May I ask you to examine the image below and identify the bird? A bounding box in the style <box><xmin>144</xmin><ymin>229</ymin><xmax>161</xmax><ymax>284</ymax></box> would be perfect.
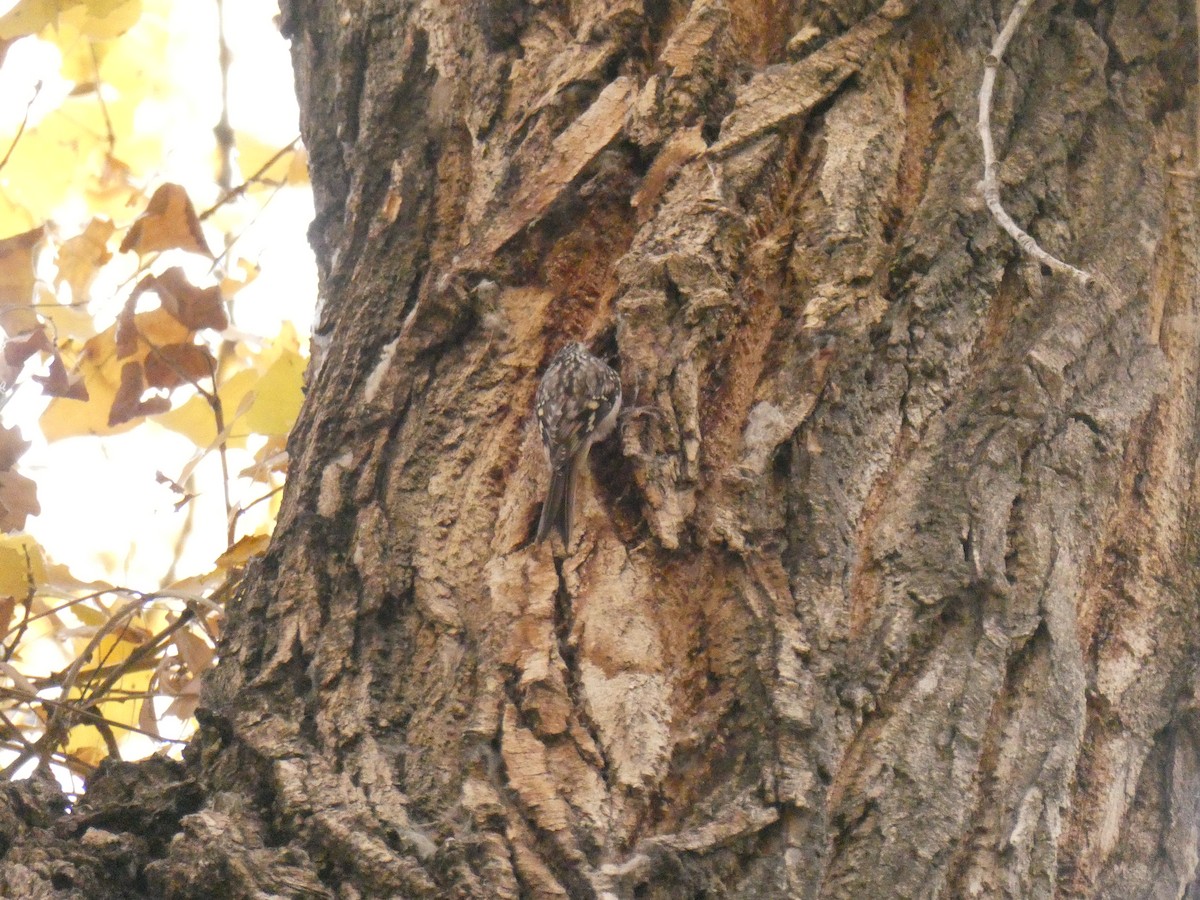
<box><xmin>534</xmin><ymin>342</ymin><xmax>622</xmax><ymax>546</ymax></box>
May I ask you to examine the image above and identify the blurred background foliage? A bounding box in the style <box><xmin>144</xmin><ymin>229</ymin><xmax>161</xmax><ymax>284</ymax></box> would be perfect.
<box><xmin>0</xmin><ymin>0</ymin><xmax>314</xmax><ymax>787</ymax></box>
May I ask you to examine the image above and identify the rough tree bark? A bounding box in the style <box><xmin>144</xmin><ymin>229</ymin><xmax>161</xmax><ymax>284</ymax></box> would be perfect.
<box><xmin>1</xmin><ymin>0</ymin><xmax>1199</xmax><ymax>897</ymax></box>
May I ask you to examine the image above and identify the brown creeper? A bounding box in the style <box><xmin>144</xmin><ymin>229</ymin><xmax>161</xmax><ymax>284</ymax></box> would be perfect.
<box><xmin>535</xmin><ymin>342</ymin><xmax>622</xmax><ymax>545</ymax></box>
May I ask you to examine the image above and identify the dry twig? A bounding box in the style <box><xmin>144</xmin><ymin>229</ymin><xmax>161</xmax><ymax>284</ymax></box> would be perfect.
<box><xmin>977</xmin><ymin>0</ymin><xmax>1092</xmax><ymax>285</ymax></box>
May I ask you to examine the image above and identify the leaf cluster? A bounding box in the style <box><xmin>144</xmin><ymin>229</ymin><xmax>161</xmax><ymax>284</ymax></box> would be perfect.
<box><xmin>0</xmin><ymin>0</ymin><xmax>310</xmax><ymax>782</ymax></box>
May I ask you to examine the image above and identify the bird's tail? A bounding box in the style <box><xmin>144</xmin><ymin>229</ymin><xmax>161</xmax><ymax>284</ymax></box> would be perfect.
<box><xmin>536</xmin><ymin>455</ymin><xmax>581</xmax><ymax>545</ymax></box>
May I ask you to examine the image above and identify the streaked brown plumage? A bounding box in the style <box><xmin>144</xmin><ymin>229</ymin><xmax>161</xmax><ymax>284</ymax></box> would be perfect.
<box><xmin>534</xmin><ymin>342</ymin><xmax>621</xmax><ymax>545</ymax></box>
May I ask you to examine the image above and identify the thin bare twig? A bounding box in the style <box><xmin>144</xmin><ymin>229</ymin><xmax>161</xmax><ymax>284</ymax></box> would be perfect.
<box><xmin>3</xmin><ymin>548</ymin><xmax>38</xmax><ymax>663</ymax></box>
<box><xmin>42</xmin><ymin>594</ymin><xmax>155</xmax><ymax>745</ymax></box>
<box><xmin>206</xmin><ymin>175</ymin><xmax>289</xmax><ymax>275</ymax></box>
<box><xmin>6</xmin><ymin>587</ymin><xmax>126</xmax><ymax>639</ymax></box>
<box><xmin>198</xmin><ymin>136</ymin><xmax>300</xmax><ymax>222</ymax></box>
<box><xmin>230</xmin><ymin>484</ymin><xmax>284</xmax><ymax>536</ymax></box>
<box><xmin>0</xmin><ymin>707</ymin><xmax>38</xmax><ymax>756</ymax></box>
<box><xmin>0</xmin><ymin>743</ymin><xmax>94</xmax><ymax>780</ymax></box>
<box><xmin>93</xmin><ymin>717</ymin><xmax>121</xmax><ymax>760</ymax></box>
<box><xmin>0</xmin><ymin>81</ymin><xmax>42</xmax><ymax>173</ymax></box>
<box><xmin>214</xmin><ymin>0</ymin><xmax>236</xmax><ymax>193</ymax></box>
<box><xmin>131</xmin><ymin>321</ymin><xmax>236</xmax><ymax>535</ymax></box>
<box><xmin>0</xmin><ymin>579</ymin><xmax>222</xmax><ymax>778</ymax></box>
<box><xmin>0</xmin><ymin>684</ymin><xmax>185</xmax><ymax>779</ymax></box>
<box><xmin>82</xmin><ymin>609</ymin><xmax>195</xmax><ymax>708</ymax></box>
<box><xmin>977</xmin><ymin>0</ymin><xmax>1092</xmax><ymax>285</ymax></box>
<box><xmin>89</xmin><ymin>43</ymin><xmax>116</xmax><ymax>157</ymax></box>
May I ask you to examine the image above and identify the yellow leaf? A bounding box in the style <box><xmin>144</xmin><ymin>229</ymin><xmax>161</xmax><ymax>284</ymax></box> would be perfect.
<box><xmin>158</xmin><ymin>322</ymin><xmax>305</xmax><ymax>444</ymax></box>
<box><xmin>43</xmin><ymin>561</ymin><xmax>111</xmax><ymax>594</ymax></box>
<box><xmin>70</xmin><ymin>603</ymin><xmax>108</xmax><ymax>627</ymax></box>
<box><xmin>38</xmin><ymin>287</ymin><xmax>97</xmax><ymax>342</ymax></box>
<box><xmin>149</xmin><ymin>394</ymin><xmax>212</xmax><ymax>447</ymax></box>
<box><xmin>0</xmin><ymin>0</ymin><xmax>77</xmax><ymax>40</ymax></box>
<box><xmin>74</xmin><ymin>0</ymin><xmax>141</xmax><ymax>39</ymax></box>
<box><xmin>215</xmin><ymin>532</ymin><xmax>269</xmax><ymax>568</ymax></box>
<box><xmin>220</xmin><ymin>258</ymin><xmax>259</xmax><ymax>298</ymax></box>
<box><xmin>39</xmin><ymin>2</ymin><xmax>142</xmax><ymax>46</ymax></box>
<box><xmin>243</xmin><ymin>346</ymin><xmax>304</xmax><ymax>436</ymax></box>
<box><xmin>39</xmin><ymin>380</ymin><xmax>120</xmax><ymax>440</ymax></box>
<box><xmin>69</xmin><ymin>738</ymin><xmax>107</xmax><ymax>767</ymax></box>
<box><xmin>0</xmin><ymin>197</ymin><xmax>36</xmax><ymax>236</ymax></box>
<box><xmin>65</xmin><ymin>649</ymin><xmax>154</xmax><ymax>758</ymax></box>
<box><xmin>233</xmin><ymin>134</ymin><xmax>308</xmax><ymax>187</ymax></box>
<box><xmin>92</xmin><ymin>654</ymin><xmax>152</xmax><ymax>721</ymax></box>
<box><xmin>0</xmin><ymin>534</ymin><xmax>44</xmax><ymax>597</ymax></box>
<box><xmin>287</xmin><ymin>146</ymin><xmax>310</xmax><ymax>185</ymax></box>
<box><xmin>55</xmin><ymin>217</ymin><xmax>114</xmax><ymax>303</ymax></box>
<box><xmin>0</xmin><ymin>112</ymin><xmax>109</xmax><ymax>226</ymax></box>
<box><xmin>82</xmin><ymin>0</ymin><xmax>134</xmax><ymax>16</ymax></box>
<box><xmin>153</xmin><ymin>366</ymin><xmax>257</xmax><ymax>447</ymax></box>
<box><xmin>54</xmin><ymin>15</ymin><xmax>101</xmax><ymax>83</ymax></box>
<box><xmin>88</xmin><ymin>629</ymin><xmax>141</xmax><ymax>667</ymax></box>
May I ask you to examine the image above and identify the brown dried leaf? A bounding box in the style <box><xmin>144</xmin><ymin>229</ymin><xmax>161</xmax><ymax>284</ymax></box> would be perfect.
<box><xmin>114</xmin><ymin>290</ymin><xmax>139</xmax><ymax>358</ymax></box>
<box><xmin>118</xmin><ymin>274</ymin><xmax>214</xmax><ymax>358</ymax></box>
<box><xmin>143</xmin><ymin>342</ymin><xmax>214</xmax><ymax>389</ymax></box>
<box><xmin>0</xmin><ymin>227</ymin><xmax>45</xmax><ymax>335</ymax></box>
<box><xmin>0</xmin><ymin>470</ymin><xmax>39</xmax><ymax>532</ymax></box>
<box><xmin>155</xmin><ymin>470</ymin><xmax>188</xmax><ymax>496</ymax></box>
<box><xmin>173</xmin><ymin>630</ymin><xmax>214</xmax><ymax>676</ymax></box>
<box><xmin>0</xmin><ymin>425</ymin><xmax>29</xmax><ymax>471</ymax></box>
<box><xmin>32</xmin><ymin>354</ymin><xmax>89</xmax><ymax>401</ymax></box>
<box><xmin>55</xmin><ymin>218</ymin><xmax>115</xmax><ymax>302</ymax></box>
<box><xmin>137</xmin><ymin>693</ymin><xmax>160</xmax><ymax>738</ymax></box>
<box><xmin>108</xmin><ymin>362</ymin><xmax>170</xmax><ymax>427</ymax></box>
<box><xmin>0</xmin><ymin>595</ymin><xmax>14</xmax><ymax>638</ymax></box>
<box><xmin>239</xmin><ymin>434</ymin><xmax>289</xmax><ymax>481</ymax></box>
<box><xmin>41</xmin><ymin>309</ymin><xmax>190</xmax><ymax>441</ymax></box>
<box><xmin>93</xmin><ymin>154</ymin><xmax>134</xmax><ymax>206</ymax></box>
<box><xmin>220</xmin><ymin>259</ymin><xmax>259</xmax><ymax>298</ymax></box>
<box><xmin>155</xmin><ymin>471</ymin><xmax>198</xmax><ymax>514</ymax></box>
<box><xmin>3</xmin><ymin>328</ymin><xmax>51</xmax><ymax>368</ymax></box>
<box><xmin>1</xmin><ymin>329</ymin><xmax>51</xmax><ymax>390</ymax></box>
<box><xmin>0</xmin><ymin>359</ymin><xmax>17</xmax><ymax>390</ymax></box>
<box><xmin>153</xmin><ymin>268</ymin><xmax>227</xmax><ymax>332</ymax></box>
<box><xmin>163</xmin><ymin>678</ymin><xmax>200</xmax><ymax>721</ymax></box>
<box><xmin>118</xmin><ymin>183</ymin><xmax>212</xmax><ymax>257</ymax></box>
<box><xmin>73</xmin><ymin>745</ymin><xmax>106</xmax><ymax>768</ymax></box>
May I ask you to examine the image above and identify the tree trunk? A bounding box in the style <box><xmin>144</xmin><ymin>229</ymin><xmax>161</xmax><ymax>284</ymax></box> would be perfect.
<box><xmin>3</xmin><ymin>0</ymin><xmax>1200</xmax><ymax>897</ymax></box>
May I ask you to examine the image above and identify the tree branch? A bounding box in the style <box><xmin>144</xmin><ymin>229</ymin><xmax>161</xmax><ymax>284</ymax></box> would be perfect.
<box><xmin>0</xmin><ymin>81</ymin><xmax>42</xmax><ymax>173</ymax></box>
<box><xmin>977</xmin><ymin>0</ymin><xmax>1092</xmax><ymax>285</ymax></box>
